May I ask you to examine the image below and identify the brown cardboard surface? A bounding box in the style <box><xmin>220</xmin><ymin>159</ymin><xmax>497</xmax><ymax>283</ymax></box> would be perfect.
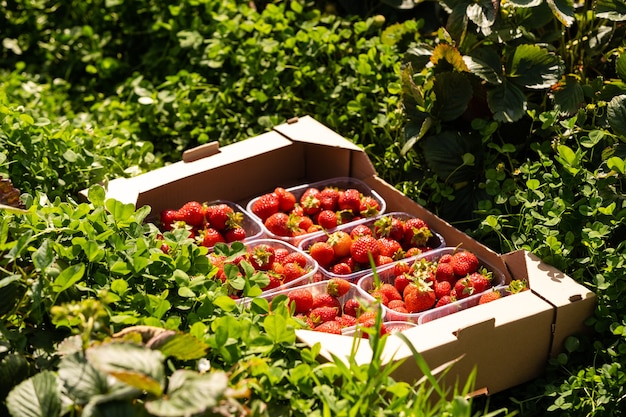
<box><xmin>502</xmin><ymin>250</ymin><xmax>597</xmax><ymax>357</ymax></box>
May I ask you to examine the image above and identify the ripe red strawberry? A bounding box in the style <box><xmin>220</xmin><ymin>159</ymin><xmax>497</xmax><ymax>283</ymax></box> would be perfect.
<box><xmin>274</xmin><ymin>187</ymin><xmax>296</xmax><ymax>212</ymax></box>
<box><xmin>273</xmin><ymin>248</ymin><xmax>290</xmax><ymax>264</ymax></box>
<box><xmin>393</xmin><ymin>261</ymin><xmax>410</xmax><ymax>276</ymax></box>
<box><xmin>434</xmin><ymin>280</ymin><xmax>452</xmax><ymax>299</ymax></box>
<box><xmin>298</xmin><ymin>215</ymin><xmax>314</xmax><ymax>232</ymax></box>
<box><xmin>373</xmin><ymin>215</ymin><xmax>405</xmax><ymax>241</ymax></box>
<box><xmin>309</xmin><ymin>241</ymin><xmax>335</xmax><ymax>268</ymax></box>
<box><xmin>315</xmin><ymin>320</ymin><xmax>342</xmax><ymax>334</ymax></box>
<box><xmin>350</xmin><ymin>224</ymin><xmax>373</xmax><ymax>239</ymax></box>
<box><xmin>337</xmin><ymin>188</ymin><xmax>361</xmax><ymax>213</ymax></box>
<box><xmin>178</xmin><ymin>201</ymin><xmax>205</xmax><ymax>227</ymax></box>
<box><xmin>350</xmin><ymin>235</ymin><xmax>380</xmax><ymax>264</ymax></box>
<box><xmin>468</xmin><ymin>271</ymin><xmax>491</xmax><ymax>294</ymax></box>
<box><xmin>403</xmin><ymin>217</ymin><xmax>433</xmax><ymax>247</ymax></box>
<box><xmin>453</xmin><ymin>276</ymin><xmax>475</xmax><ymax>299</ymax></box>
<box><xmin>283</xmin><ymin>251</ymin><xmax>308</xmax><ymax>268</ymax></box>
<box><xmin>435</xmin><ymin>295</ymin><xmax>454</xmax><ymax>307</ymax></box>
<box><xmin>326</xmin><ymin>277</ymin><xmax>352</xmax><ymax>297</ymax></box>
<box><xmin>224</xmin><ymin>227</ymin><xmax>247</xmax><ymax>243</ymax></box>
<box><xmin>288</xmin><ymin>288</ymin><xmax>313</xmax><ymax>314</ymax></box>
<box><xmin>265</xmin><ymin>212</ymin><xmax>302</xmax><ymax>237</ymax></box>
<box><xmin>450</xmin><ymin>251</ymin><xmax>480</xmax><ymax>277</ymax></box>
<box><xmin>283</xmin><ymin>262</ymin><xmax>307</xmax><ymax>283</ymax></box>
<box><xmin>376</xmin><ymin>254</ymin><xmax>394</xmax><ymax>266</ymax></box>
<box><xmin>263</xmin><ymin>274</ymin><xmax>283</xmax><ymax>291</ymax></box>
<box><xmin>309</xmin><ymin>306</ymin><xmax>339</xmax><ymax>324</ymax></box>
<box><xmin>199</xmin><ymin>227</ymin><xmax>225</xmax><ymax>247</ymax></box>
<box><xmin>359</xmin><ymin>195</ymin><xmax>381</xmax><ymax>217</ymax></box>
<box><xmin>319</xmin><ymin>187</ymin><xmax>340</xmax><ymax>210</ymax></box>
<box><xmin>249</xmin><ymin>244</ymin><xmax>275</xmax><ymax>271</ymax></box>
<box><xmin>343</xmin><ymin>298</ymin><xmax>364</xmax><ymax>317</ymax></box>
<box><xmin>327</xmin><ymin>231</ymin><xmax>352</xmax><ymax>259</ymax></box>
<box><xmin>403</xmin><ymin>280</ymin><xmax>435</xmax><ymax>313</ymax></box>
<box><xmin>312</xmin><ymin>293</ymin><xmax>342</xmax><ymax>310</ymax></box>
<box><xmin>435</xmin><ymin>261</ymin><xmax>456</xmax><ymax>284</ymax></box>
<box><xmin>336</xmin><ymin>314</ymin><xmax>357</xmax><ymax>327</ymax></box>
<box><xmin>300</xmin><ymin>187</ymin><xmax>321</xmax><ymax>216</ymax></box>
<box><xmin>379</xmin><ymin>283</ymin><xmax>403</xmax><ymax>303</ymax></box>
<box><xmin>369</xmin><ymin>289</ymin><xmax>389</xmax><ymax>306</ymax></box>
<box><xmin>377</xmin><ymin>237</ymin><xmax>403</xmax><ymax>259</ymax></box>
<box><xmin>317</xmin><ymin>209</ymin><xmax>339</xmax><ymax>229</ymax></box>
<box><xmin>405</xmin><ymin>247</ymin><xmax>423</xmax><ymax>258</ymax></box>
<box><xmin>205</xmin><ymin>203</ymin><xmax>235</xmax><ymax>231</ymax></box>
<box><xmin>388</xmin><ymin>299</ymin><xmax>407</xmax><ymax>312</ymax></box>
<box><xmin>251</xmin><ymin>193</ymin><xmax>280</xmax><ymax>222</ymax></box>
<box><xmin>330</xmin><ymin>262</ymin><xmax>353</xmax><ymax>275</ymax></box>
<box><xmin>160</xmin><ymin>209</ymin><xmax>179</xmax><ymax>231</ymax></box>
<box><xmin>439</xmin><ymin>253</ymin><xmax>453</xmax><ymax>263</ymax></box>
<box><xmin>478</xmin><ymin>288</ymin><xmax>502</xmax><ymax>304</ymax></box>
<box><xmin>394</xmin><ymin>274</ymin><xmax>411</xmax><ymax>295</ymax></box>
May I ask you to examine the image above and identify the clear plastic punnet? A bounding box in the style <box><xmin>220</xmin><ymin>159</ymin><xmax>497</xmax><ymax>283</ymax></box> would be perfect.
<box><xmin>246</xmin><ymin>177</ymin><xmax>386</xmax><ymax>246</ymax></box>
<box><xmin>298</xmin><ymin>212</ymin><xmax>446</xmax><ymax>283</ymax></box>
<box><xmin>357</xmin><ymin>247</ymin><xmax>506</xmax><ymax>324</ymax></box>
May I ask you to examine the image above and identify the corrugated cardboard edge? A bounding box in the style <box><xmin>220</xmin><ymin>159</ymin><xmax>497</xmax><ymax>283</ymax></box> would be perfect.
<box><xmin>502</xmin><ymin>250</ymin><xmax>597</xmax><ymax>357</ymax></box>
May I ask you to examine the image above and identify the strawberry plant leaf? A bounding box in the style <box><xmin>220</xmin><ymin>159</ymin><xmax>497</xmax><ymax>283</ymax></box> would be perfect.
<box><xmin>32</xmin><ymin>239</ymin><xmax>54</xmax><ymax>272</ymax></box>
<box><xmin>144</xmin><ymin>370</ymin><xmax>228</xmax><ymax>417</ymax></box>
<box><xmin>263</xmin><ymin>313</ymin><xmax>296</xmax><ymax>345</ymax></box>
<box><xmin>86</xmin><ymin>343</ymin><xmax>165</xmax><ymax>397</ymax></box>
<box><xmin>607</xmin><ymin>95</ymin><xmax>626</xmax><ymax>137</ymax></box>
<box><xmin>6</xmin><ymin>370</ymin><xmax>61</xmax><ymax>417</ymax></box>
<box><xmin>58</xmin><ymin>352</ymin><xmax>109</xmax><ymax>404</ymax></box>
<box><xmin>463</xmin><ymin>48</ymin><xmax>504</xmax><ymax>85</ymax></box>
<box><xmin>466</xmin><ymin>0</ymin><xmax>498</xmax><ymax>30</ymax></box>
<box><xmin>487</xmin><ymin>81</ymin><xmax>527</xmax><ymax>122</ymax></box>
<box><xmin>508</xmin><ymin>44</ymin><xmax>564</xmax><ymax>89</ymax></box>
<box><xmin>155</xmin><ymin>333</ymin><xmax>209</xmax><ymax>360</ymax></box>
<box><xmin>432</xmin><ymin>72</ymin><xmax>473</xmax><ymax>121</ymax></box>
<box><xmin>52</xmin><ymin>263</ymin><xmax>85</xmax><ymax>294</ymax></box>
<box><xmin>546</xmin><ymin>0</ymin><xmax>575</xmax><ymax>26</ymax></box>
<box><xmin>596</xmin><ymin>0</ymin><xmax>626</xmax><ymax>20</ymax></box>
<box><xmin>553</xmin><ymin>77</ymin><xmax>584</xmax><ymax>116</ymax></box>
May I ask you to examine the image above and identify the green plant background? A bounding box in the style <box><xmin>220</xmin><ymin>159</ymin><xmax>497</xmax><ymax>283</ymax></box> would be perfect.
<box><xmin>1</xmin><ymin>0</ymin><xmax>626</xmax><ymax>415</ymax></box>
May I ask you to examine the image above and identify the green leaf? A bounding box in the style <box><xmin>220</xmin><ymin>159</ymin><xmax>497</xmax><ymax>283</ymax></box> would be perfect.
<box><xmin>607</xmin><ymin>95</ymin><xmax>626</xmax><ymax>137</ymax></box>
<box><xmin>553</xmin><ymin>77</ymin><xmax>584</xmax><ymax>116</ymax></box>
<box><xmin>86</xmin><ymin>343</ymin><xmax>165</xmax><ymax>397</ymax></box>
<box><xmin>403</xmin><ymin>43</ymin><xmax>434</xmax><ymax>72</ymax></box>
<box><xmin>466</xmin><ymin>0</ymin><xmax>498</xmax><ymax>29</ymax></box>
<box><xmin>33</xmin><ymin>239</ymin><xmax>54</xmax><ymax>271</ymax></box>
<box><xmin>419</xmin><ymin>130</ymin><xmax>483</xmax><ymax>184</ymax></box>
<box><xmin>52</xmin><ymin>263</ymin><xmax>85</xmax><ymax>294</ymax></box>
<box><xmin>597</xmin><ymin>0</ymin><xmax>626</xmax><ymax>20</ymax></box>
<box><xmin>432</xmin><ymin>72</ymin><xmax>473</xmax><ymax>121</ymax></box>
<box><xmin>88</xmin><ymin>185</ymin><xmax>106</xmax><ymax>207</ymax></box>
<box><xmin>105</xmin><ymin>199</ymin><xmax>135</xmax><ymax>223</ymax></box>
<box><xmin>58</xmin><ymin>352</ymin><xmax>110</xmax><ymax>404</ymax></box>
<box><xmin>212</xmin><ymin>295</ymin><xmax>237</xmax><ymax>312</ymax></box>
<box><xmin>508</xmin><ymin>44</ymin><xmax>564</xmax><ymax>89</ymax></box>
<box><xmin>463</xmin><ymin>48</ymin><xmax>504</xmax><ymax>84</ymax></box>
<box><xmin>144</xmin><ymin>370</ymin><xmax>228</xmax><ymax>417</ymax></box>
<box><xmin>156</xmin><ymin>333</ymin><xmax>209</xmax><ymax>361</ymax></box>
<box><xmin>607</xmin><ymin>156</ymin><xmax>626</xmax><ymax>174</ymax></box>
<box><xmin>401</xmin><ymin>116</ymin><xmax>433</xmax><ymax>155</ymax></box>
<box><xmin>6</xmin><ymin>371</ymin><xmax>62</xmax><ymax>417</ymax></box>
<box><xmin>546</xmin><ymin>0</ymin><xmax>575</xmax><ymax>26</ymax></box>
<box><xmin>263</xmin><ymin>313</ymin><xmax>296</xmax><ymax>345</ymax></box>
<box><xmin>487</xmin><ymin>81</ymin><xmax>527</xmax><ymax>122</ymax></box>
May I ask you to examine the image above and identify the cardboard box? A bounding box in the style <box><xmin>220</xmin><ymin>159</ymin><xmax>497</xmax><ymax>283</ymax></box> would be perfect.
<box><xmin>92</xmin><ymin>115</ymin><xmax>596</xmax><ymax>395</ymax></box>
